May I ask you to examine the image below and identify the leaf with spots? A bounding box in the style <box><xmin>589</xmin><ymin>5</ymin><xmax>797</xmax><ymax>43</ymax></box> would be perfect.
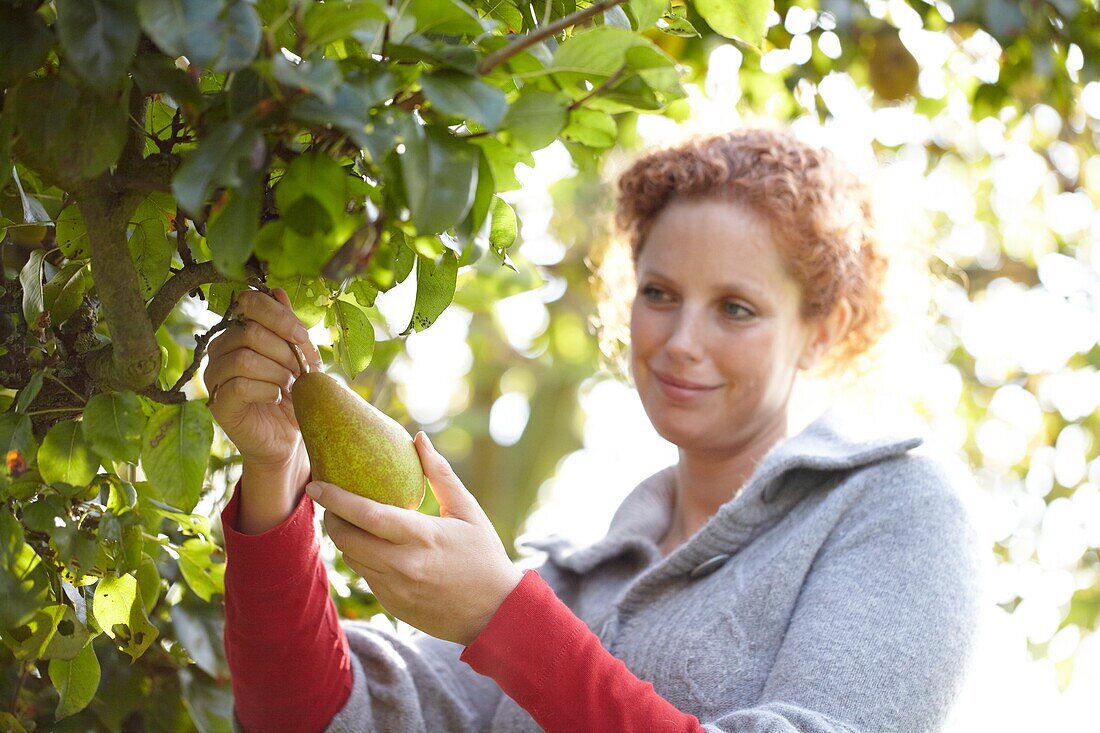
<box><xmin>327</xmin><ymin>299</ymin><xmax>375</xmax><ymax>380</ymax></box>
<box><xmin>402</xmin><ymin>250</ymin><xmax>458</xmax><ymax>335</ymax></box>
<box><xmin>92</xmin><ymin>572</ymin><xmax>158</xmax><ymax>661</ymax></box>
<box><xmin>140</xmin><ymin>401</ymin><xmax>214</xmax><ymax>513</ymax></box>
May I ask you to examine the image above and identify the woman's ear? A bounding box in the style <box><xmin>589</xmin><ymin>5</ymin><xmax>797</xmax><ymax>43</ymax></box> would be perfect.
<box><xmin>798</xmin><ymin>298</ymin><xmax>853</xmax><ymax>370</ymax></box>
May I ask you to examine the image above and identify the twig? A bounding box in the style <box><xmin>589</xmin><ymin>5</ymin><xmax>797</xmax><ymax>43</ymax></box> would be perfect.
<box><xmin>478</xmin><ymin>0</ymin><xmax>629</xmax><ymax>75</ymax></box>
<box><xmin>169</xmin><ymin>318</ymin><xmax>236</xmax><ymax>395</ymax></box>
<box><xmin>568</xmin><ymin>66</ymin><xmax>626</xmax><ymax>111</ymax></box>
<box><xmin>45</xmin><ymin>372</ymin><xmax>87</xmax><ymax>403</ymax></box>
<box><xmin>176</xmin><ymin>205</ymin><xmax>195</xmax><ymax>268</ymax></box>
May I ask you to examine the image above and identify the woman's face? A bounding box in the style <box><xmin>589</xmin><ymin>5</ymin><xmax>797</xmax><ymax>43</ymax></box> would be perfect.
<box><xmin>629</xmin><ymin>197</ymin><xmax>825</xmax><ymax>451</ymax></box>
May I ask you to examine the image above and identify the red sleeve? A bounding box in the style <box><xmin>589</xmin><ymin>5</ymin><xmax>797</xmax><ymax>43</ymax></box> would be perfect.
<box><xmin>459</xmin><ymin>569</ymin><xmax>705</xmax><ymax>733</ymax></box>
<box><xmin>221</xmin><ymin>478</ymin><xmax>353</xmax><ymax>733</ymax></box>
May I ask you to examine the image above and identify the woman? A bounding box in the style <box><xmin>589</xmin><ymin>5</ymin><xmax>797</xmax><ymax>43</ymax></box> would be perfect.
<box><xmin>207</xmin><ymin>127</ymin><xmax>983</xmax><ymax>732</ymax></box>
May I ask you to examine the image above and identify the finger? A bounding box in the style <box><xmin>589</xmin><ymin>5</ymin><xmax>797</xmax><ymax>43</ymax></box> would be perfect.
<box><xmin>233</xmin><ymin>289</ymin><xmax>311</xmax><ymax>347</ymax></box>
<box><xmin>323</xmin><ymin>511</ymin><xmax>394</xmax><ymax>574</ymax></box>
<box><xmin>269</xmin><ymin>289</ymin><xmax>324</xmax><ymax>373</ymax></box>
<box><xmin>205</xmin><ymin>347</ymin><xmax>297</xmax><ymax>395</ymax></box>
<box><xmin>414</xmin><ymin>432</ymin><xmax>478</xmax><ymax>520</ymax></box>
<box><xmin>306</xmin><ymin>480</ymin><xmax>427</xmax><ymax>545</ymax></box>
<box><xmin>214</xmin><ymin>376</ymin><xmax>283</xmax><ymax>406</ymax></box>
<box><xmin>208</xmin><ymin>320</ymin><xmax>303</xmax><ymax>377</ymax></box>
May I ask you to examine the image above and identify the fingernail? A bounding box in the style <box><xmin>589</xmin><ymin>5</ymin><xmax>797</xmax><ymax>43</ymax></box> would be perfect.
<box><xmin>423</xmin><ymin>433</ymin><xmax>438</xmax><ymax>454</ymax></box>
<box><xmin>305</xmin><ymin>482</ymin><xmax>319</xmax><ymax>498</ymax></box>
<box><xmin>295</xmin><ymin>325</ymin><xmax>309</xmax><ymax>343</ymax></box>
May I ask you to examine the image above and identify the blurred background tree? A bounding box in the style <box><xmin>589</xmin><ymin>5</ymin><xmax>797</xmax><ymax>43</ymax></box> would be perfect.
<box><xmin>0</xmin><ymin>0</ymin><xmax>1097</xmax><ymax>729</ymax></box>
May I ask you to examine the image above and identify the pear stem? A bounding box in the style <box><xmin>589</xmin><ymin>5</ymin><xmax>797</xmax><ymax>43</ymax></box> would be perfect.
<box><xmin>289</xmin><ymin>342</ymin><xmax>308</xmax><ymax>375</ymax></box>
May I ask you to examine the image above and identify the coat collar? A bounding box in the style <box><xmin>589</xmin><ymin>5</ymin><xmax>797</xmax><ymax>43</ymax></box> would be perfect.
<box><xmin>522</xmin><ymin>406</ymin><xmax>924</xmax><ymax>576</ymax></box>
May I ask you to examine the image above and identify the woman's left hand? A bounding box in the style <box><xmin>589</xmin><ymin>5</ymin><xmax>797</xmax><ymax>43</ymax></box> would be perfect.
<box><xmin>305</xmin><ymin>431</ymin><xmax>524</xmax><ymax>646</ymax></box>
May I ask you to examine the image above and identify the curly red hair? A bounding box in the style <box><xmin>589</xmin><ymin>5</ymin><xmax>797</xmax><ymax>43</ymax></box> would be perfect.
<box><xmin>611</xmin><ymin>126</ymin><xmax>891</xmax><ymax>376</ymax></box>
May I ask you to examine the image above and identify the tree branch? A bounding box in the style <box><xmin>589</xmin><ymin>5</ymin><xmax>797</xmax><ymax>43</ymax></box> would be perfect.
<box><xmin>75</xmin><ymin>187</ymin><xmax>161</xmax><ymax>392</ymax></box>
<box><xmin>478</xmin><ymin>0</ymin><xmax>629</xmax><ymax>75</ymax></box>
<box><xmin>568</xmin><ymin>66</ymin><xmax>626</xmax><ymax>111</ymax></box>
<box><xmin>146</xmin><ymin>261</ymin><xmax>263</xmax><ymax>330</ymax></box>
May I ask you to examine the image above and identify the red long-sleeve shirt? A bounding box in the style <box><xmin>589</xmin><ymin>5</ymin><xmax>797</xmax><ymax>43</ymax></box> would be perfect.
<box><xmin>221</xmin><ymin>484</ymin><xmax>705</xmax><ymax>732</ymax></box>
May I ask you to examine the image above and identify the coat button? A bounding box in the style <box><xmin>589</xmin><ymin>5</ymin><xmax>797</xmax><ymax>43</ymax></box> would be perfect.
<box><xmin>689</xmin><ymin>554</ymin><xmax>731</xmax><ymax>580</ymax></box>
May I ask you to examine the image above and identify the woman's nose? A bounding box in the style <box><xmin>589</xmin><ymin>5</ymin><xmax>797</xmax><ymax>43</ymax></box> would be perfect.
<box><xmin>665</xmin><ymin>309</ymin><xmax>705</xmax><ymax>362</ymax></box>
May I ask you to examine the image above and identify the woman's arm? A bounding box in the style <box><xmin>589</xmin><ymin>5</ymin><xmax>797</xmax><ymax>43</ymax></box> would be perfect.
<box><xmin>460</xmin><ymin>456</ymin><xmax>982</xmax><ymax>733</ymax></box>
<box><xmin>222</xmin><ymin>477</ymin><xmax>350</xmax><ymax>732</ymax></box>
<box><xmin>222</xmin><ymin>478</ymin><xmax>503</xmax><ymax>733</ymax></box>
<box><xmin>461</xmin><ymin>569</ymin><xmax>706</xmax><ymax>733</ymax></box>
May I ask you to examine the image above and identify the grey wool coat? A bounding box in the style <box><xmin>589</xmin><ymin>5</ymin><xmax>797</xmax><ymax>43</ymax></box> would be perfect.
<box><xmin>327</xmin><ymin>407</ymin><xmax>984</xmax><ymax>732</ymax></box>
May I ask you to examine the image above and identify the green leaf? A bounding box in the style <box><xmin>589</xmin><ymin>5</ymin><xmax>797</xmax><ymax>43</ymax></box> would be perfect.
<box><xmin>0</xmin><ymin>507</ymin><xmax>52</xmax><ymax>629</ymax></box>
<box><xmin>502</xmin><ymin>88</ymin><xmax>569</xmax><ymax>151</ymax></box>
<box><xmin>488</xmin><ymin>197</ymin><xmax>518</xmax><ymax>250</ymax></box>
<box><xmin>93</xmin><ymin>572</ymin><xmax>158</xmax><ymax>660</ymax></box>
<box><xmin>290</xmin><ymin>69</ymin><xmax>398</xmax><ymax>149</ymax></box>
<box><xmin>303</xmin><ymin>0</ymin><xmax>388</xmax><ymax>52</ymax></box>
<box><xmin>268</xmin><ymin>276</ymin><xmax>328</xmax><ymax>328</ymax></box>
<box><xmin>627</xmin><ymin>0</ymin><xmax>667</xmax><ymax>29</ymax></box>
<box><xmin>177</xmin><ymin>538</ymin><xmax>225</xmax><ymax>602</ymax></box>
<box><xmin>43</xmin><ymin>605</ymin><xmax>90</xmax><ymax>661</ymax></box>
<box><xmin>400</xmin><ymin>125</ymin><xmax>479</xmax><ymax>235</ymax></box>
<box><xmin>140</xmin><ymin>401</ymin><xmax>214</xmax><ymax>513</ymax></box>
<box><xmin>56</xmin><ymin>205</ymin><xmax>90</xmax><ymax>259</ymax></box>
<box><xmin>403</xmin><ymin>250</ymin><xmax>458</xmax><ymax>334</ymax></box>
<box><xmin>272</xmin><ymin>54</ymin><xmax>343</xmax><ymax>106</ymax></box>
<box><xmin>0</xmin><ymin>5</ymin><xmax>53</xmax><ymax>88</ymax></box>
<box><xmin>128</xmin><ymin>217</ymin><xmax>174</xmax><ymax>300</ymax></box>
<box><xmin>172</xmin><ymin>120</ymin><xmax>264</xmax><ymax>217</ymax></box>
<box><xmin>275</xmin><ymin>153</ymin><xmax>348</xmax><ymax>229</ymax></box>
<box><xmin>420</xmin><ymin>71</ymin><xmax>508</xmax><ymax>131</ymax></box>
<box><xmin>136</xmin><ymin>554</ymin><xmax>161</xmax><ymax>614</ymax></box>
<box><xmin>138</xmin><ymin>0</ymin><xmax>262</xmax><ymax>72</ymax></box>
<box><xmin>365</xmin><ymin>233</ymin><xmax>416</xmax><ymax>291</ymax></box>
<box><xmin>562</xmin><ymin>107</ymin><xmax>618</xmax><ymax>147</ymax></box>
<box><xmin>0</xmin><ymin>604</ymin><xmax>64</xmax><ymax>661</ymax></box>
<box><xmin>39</xmin><ymin>420</ymin><xmax>101</xmax><ymax>487</ymax></box>
<box><xmin>56</xmin><ymin>0</ymin><xmax>141</xmax><ymax>92</ymax></box>
<box><xmin>694</xmin><ymin>0</ymin><xmax>771</xmax><ymax>45</ymax></box>
<box><xmin>328</xmin><ymin>300</ymin><xmax>375</xmax><ymax>379</ymax></box>
<box><xmin>551</xmin><ymin>26</ymin><xmax>640</xmax><ymax>84</ymax></box>
<box><xmin>11</xmin><ymin>76</ymin><xmax>130</xmax><ymax>186</ymax></box>
<box><xmin>207</xmin><ymin>171</ymin><xmax>262</xmax><ymax>280</ymax></box>
<box><xmin>19</xmin><ymin>250</ymin><xmax>46</xmax><ymax>331</ymax></box>
<box><xmin>49</xmin><ymin>641</ymin><xmax>100</xmax><ymax>719</ymax></box>
<box><xmin>82</xmin><ymin>391</ymin><xmax>147</xmax><ymax>464</ymax></box>
<box><xmin>43</xmin><ymin>262</ymin><xmax>89</xmax><ymax>327</ymax></box>
<box><xmin>404</xmin><ymin>0</ymin><xmax>486</xmax><ymax>35</ymax></box>
<box><xmin>13</xmin><ymin>370</ymin><xmax>44</xmax><ymax>414</ymax></box>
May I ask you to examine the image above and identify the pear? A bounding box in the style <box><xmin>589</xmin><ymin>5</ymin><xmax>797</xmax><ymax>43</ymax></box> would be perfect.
<box><xmin>290</xmin><ymin>358</ymin><xmax>426</xmax><ymax>510</ymax></box>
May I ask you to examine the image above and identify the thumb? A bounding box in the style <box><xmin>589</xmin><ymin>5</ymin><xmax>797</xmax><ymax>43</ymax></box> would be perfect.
<box><xmin>414</xmin><ymin>431</ymin><xmax>478</xmax><ymax>520</ymax></box>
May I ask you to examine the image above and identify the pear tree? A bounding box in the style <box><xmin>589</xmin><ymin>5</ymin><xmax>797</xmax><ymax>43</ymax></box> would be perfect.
<box><xmin>0</xmin><ymin>0</ymin><xmax>772</xmax><ymax>727</ymax></box>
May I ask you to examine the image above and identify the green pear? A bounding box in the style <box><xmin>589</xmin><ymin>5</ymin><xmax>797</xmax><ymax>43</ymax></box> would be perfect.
<box><xmin>292</xmin><ymin>370</ymin><xmax>427</xmax><ymax>510</ymax></box>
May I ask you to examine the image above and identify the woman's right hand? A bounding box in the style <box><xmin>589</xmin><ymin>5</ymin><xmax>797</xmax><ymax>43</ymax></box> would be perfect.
<box><xmin>203</xmin><ymin>288</ymin><xmax>323</xmax><ymax>473</ymax></box>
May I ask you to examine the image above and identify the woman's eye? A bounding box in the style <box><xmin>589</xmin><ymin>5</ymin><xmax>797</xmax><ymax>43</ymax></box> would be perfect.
<box><xmin>642</xmin><ymin>286</ymin><xmax>667</xmax><ymax>301</ymax></box>
<box><xmin>723</xmin><ymin>302</ymin><xmax>752</xmax><ymax>318</ymax></box>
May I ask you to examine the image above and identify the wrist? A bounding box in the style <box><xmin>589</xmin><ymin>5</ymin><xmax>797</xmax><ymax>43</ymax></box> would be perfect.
<box><xmin>465</xmin><ymin>566</ymin><xmax>525</xmax><ymax>646</ymax></box>
<box><xmin>238</xmin><ymin>450</ymin><xmax>311</xmax><ymax>535</ymax></box>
